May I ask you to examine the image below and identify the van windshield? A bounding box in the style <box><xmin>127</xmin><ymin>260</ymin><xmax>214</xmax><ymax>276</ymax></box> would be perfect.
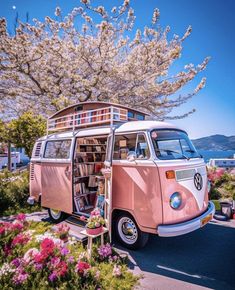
<box><xmin>151</xmin><ymin>130</ymin><xmax>200</xmax><ymax>160</ymax></box>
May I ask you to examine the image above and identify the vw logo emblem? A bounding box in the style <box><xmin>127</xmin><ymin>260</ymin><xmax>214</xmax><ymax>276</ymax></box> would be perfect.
<box><xmin>194</xmin><ymin>173</ymin><xmax>203</xmax><ymax>191</ymax></box>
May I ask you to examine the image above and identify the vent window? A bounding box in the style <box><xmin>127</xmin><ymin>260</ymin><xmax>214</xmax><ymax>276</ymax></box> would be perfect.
<box><xmin>33</xmin><ymin>142</ymin><xmax>42</xmax><ymax>158</ymax></box>
<box><xmin>30</xmin><ymin>163</ymin><xmax>35</xmax><ymax>180</ymax></box>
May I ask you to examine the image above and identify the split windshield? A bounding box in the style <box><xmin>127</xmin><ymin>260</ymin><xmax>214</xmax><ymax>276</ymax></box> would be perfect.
<box><xmin>151</xmin><ymin>130</ymin><xmax>200</xmax><ymax>160</ymax></box>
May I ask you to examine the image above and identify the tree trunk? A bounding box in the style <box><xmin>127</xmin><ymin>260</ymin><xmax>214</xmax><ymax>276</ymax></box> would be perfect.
<box><xmin>7</xmin><ymin>141</ymin><xmax>12</xmax><ymax>171</ymax></box>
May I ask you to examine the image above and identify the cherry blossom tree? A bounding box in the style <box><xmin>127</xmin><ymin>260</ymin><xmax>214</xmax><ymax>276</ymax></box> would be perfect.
<box><xmin>0</xmin><ymin>0</ymin><xmax>209</xmax><ymax>120</ymax></box>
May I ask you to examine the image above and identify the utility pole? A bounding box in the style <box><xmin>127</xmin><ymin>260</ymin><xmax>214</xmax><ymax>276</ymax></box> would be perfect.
<box><xmin>7</xmin><ymin>141</ymin><xmax>11</xmax><ymax>171</ymax></box>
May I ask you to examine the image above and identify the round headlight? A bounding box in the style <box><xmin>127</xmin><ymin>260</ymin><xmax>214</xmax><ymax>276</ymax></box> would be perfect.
<box><xmin>170</xmin><ymin>192</ymin><xmax>182</xmax><ymax>209</ymax></box>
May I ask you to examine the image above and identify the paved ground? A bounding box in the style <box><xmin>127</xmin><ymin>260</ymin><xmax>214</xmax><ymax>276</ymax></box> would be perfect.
<box><xmin>2</xmin><ymin>212</ymin><xmax>235</xmax><ymax>290</ymax></box>
<box><xmin>115</xmin><ymin>219</ymin><xmax>235</xmax><ymax>290</ymax></box>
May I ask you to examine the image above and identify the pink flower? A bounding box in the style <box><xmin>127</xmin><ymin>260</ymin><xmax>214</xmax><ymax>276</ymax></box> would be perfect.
<box><xmin>50</xmin><ymin>257</ymin><xmax>61</xmax><ymax>267</ymax></box>
<box><xmin>16</xmin><ymin>213</ymin><xmax>26</xmax><ymax>222</ymax></box>
<box><xmin>40</xmin><ymin>238</ymin><xmax>55</xmax><ymax>255</ymax></box>
<box><xmin>0</xmin><ymin>226</ymin><xmax>5</xmax><ymax>236</ymax></box>
<box><xmin>56</xmin><ymin>261</ymin><xmax>68</xmax><ymax>277</ymax></box>
<box><xmin>12</xmin><ymin>233</ymin><xmax>30</xmax><ymax>247</ymax></box>
<box><xmin>23</xmin><ymin>248</ymin><xmax>39</xmax><ymax>263</ymax></box>
<box><xmin>80</xmin><ymin>215</ymin><xmax>86</xmax><ymax>221</ymax></box>
<box><xmin>34</xmin><ymin>252</ymin><xmax>48</xmax><ymax>264</ymax></box>
<box><xmin>12</xmin><ymin>220</ymin><xmax>24</xmax><ymax>231</ymax></box>
<box><xmin>112</xmin><ymin>264</ymin><xmax>122</xmax><ymax>277</ymax></box>
<box><xmin>91</xmin><ymin>209</ymin><xmax>101</xmax><ymax>217</ymax></box>
<box><xmin>76</xmin><ymin>261</ymin><xmax>90</xmax><ymax>276</ymax></box>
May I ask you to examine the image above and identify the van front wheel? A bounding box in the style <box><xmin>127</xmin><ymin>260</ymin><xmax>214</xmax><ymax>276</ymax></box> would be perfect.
<box><xmin>115</xmin><ymin>213</ymin><xmax>149</xmax><ymax>250</ymax></box>
<box><xmin>48</xmin><ymin>208</ymin><xmax>66</xmax><ymax>223</ymax></box>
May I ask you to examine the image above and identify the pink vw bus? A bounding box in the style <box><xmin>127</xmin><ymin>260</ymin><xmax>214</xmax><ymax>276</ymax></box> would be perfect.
<box><xmin>29</xmin><ymin>102</ymin><xmax>215</xmax><ymax>249</ymax></box>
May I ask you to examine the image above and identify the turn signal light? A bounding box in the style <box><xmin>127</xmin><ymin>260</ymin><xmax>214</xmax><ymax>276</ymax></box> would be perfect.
<box><xmin>166</xmin><ymin>170</ymin><xmax>175</xmax><ymax>179</ymax></box>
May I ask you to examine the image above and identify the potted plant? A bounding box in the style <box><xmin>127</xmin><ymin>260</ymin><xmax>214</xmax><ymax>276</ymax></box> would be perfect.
<box><xmin>56</xmin><ymin>223</ymin><xmax>70</xmax><ymax>242</ymax></box>
<box><xmin>86</xmin><ymin>209</ymin><xmax>105</xmax><ymax>235</ymax></box>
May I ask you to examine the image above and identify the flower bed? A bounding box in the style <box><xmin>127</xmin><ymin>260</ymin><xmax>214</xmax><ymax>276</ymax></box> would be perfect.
<box><xmin>208</xmin><ymin>167</ymin><xmax>235</xmax><ymax>201</ymax></box>
<box><xmin>0</xmin><ymin>214</ymin><xmax>138</xmax><ymax>289</ymax></box>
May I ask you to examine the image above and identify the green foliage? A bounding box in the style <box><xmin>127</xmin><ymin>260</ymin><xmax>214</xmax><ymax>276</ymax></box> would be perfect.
<box><xmin>0</xmin><ymin>170</ymin><xmax>40</xmax><ymax>217</ymax></box>
<box><xmin>7</xmin><ymin>112</ymin><xmax>46</xmax><ymax>156</ymax></box>
<box><xmin>211</xmin><ymin>200</ymin><xmax>221</xmax><ymax>211</ymax></box>
<box><xmin>0</xmin><ymin>119</ymin><xmax>5</xmax><ymax>143</ymax></box>
<box><xmin>209</xmin><ymin>188</ymin><xmax>222</xmax><ymax>200</ymax></box>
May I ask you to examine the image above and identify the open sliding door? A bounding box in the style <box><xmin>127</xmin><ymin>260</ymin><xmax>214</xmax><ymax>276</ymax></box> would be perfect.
<box><xmin>103</xmin><ymin>128</ymin><xmax>115</xmax><ymax>241</ymax></box>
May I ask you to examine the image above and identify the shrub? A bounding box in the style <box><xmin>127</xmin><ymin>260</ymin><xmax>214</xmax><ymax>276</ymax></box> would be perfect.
<box><xmin>0</xmin><ymin>170</ymin><xmax>40</xmax><ymax>216</ymax></box>
<box><xmin>209</xmin><ymin>188</ymin><xmax>222</xmax><ymax>200</ymax></box>
<box><xmin>208</xmin><ymin>167</ymin><xmax>235</xmax><ymax>200</ymax></box>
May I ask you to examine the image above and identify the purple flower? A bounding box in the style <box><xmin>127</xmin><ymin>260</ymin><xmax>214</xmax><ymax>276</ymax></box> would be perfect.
<box><xmin>67</xmin><ymin>255</ymin><xmax>75</xmax><ymax>263</ymax></box>
<box><xmin>11</xmin><ymin>258</ymin><xmax>21</xmax><ymax>268</ymax></box>
<box><xmin>13</xmin><ymin>272</ymin><xmax>29</xmax><ymax>285</ymax></box>
<box><xmin>49</xmin><ymin>272</ymin><xmax>57</xmax><ymax>282</ymax></box>
<box><xmin>98</xmin><ymin>243</ymin><xmax>112</xmax><ymax>258</ymax></box>
<box><xmin>60</xmin><ymin>247</ymin><xmax>70</xmax><ymax>256</ymax></box>
<box><xmin>34</xmin><ymin>263</ymin><xmax>43</xmax><ymax>270</ymax></box>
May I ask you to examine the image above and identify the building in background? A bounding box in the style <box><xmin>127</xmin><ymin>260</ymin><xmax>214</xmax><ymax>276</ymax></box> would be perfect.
<box><xmin>0</xmin><ymin>143</ymin><xmax>29</xmax><ymax>170</ymax></box>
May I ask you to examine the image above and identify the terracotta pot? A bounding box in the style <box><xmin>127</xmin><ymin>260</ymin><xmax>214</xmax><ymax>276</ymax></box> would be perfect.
<box><xmin>86</xmin><ymin>226</ymin><xmax>103</xmax><ymax>235</ymax></box>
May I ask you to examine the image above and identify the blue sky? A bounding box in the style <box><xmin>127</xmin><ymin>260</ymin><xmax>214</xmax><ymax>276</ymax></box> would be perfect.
<box><xmin>1</xmin><ymin>0</ymin><xmax>235</xmax><ymax>139</ymax></box>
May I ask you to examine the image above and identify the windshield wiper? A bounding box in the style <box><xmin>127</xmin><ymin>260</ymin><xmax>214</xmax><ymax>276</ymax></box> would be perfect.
<box><xmin>185</xmin><ymin>149</ymin><xmax>202</xmax><ymax>158</ymax></box>
<box><xmin>156</xmin><ymin>149</ymin><xmax>190</xmax><ymax>160</ymax></box>
<box><xmin>185</xmin><ymin>149</ymin><xmax>195</xmax><ymax>153</ymax></box>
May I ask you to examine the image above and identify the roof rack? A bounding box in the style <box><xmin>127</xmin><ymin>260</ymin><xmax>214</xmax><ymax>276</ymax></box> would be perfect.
<box><xmin>47</xmin><ymin>105</ymin><xmax>129</xmax><ymax>134</ymax></box>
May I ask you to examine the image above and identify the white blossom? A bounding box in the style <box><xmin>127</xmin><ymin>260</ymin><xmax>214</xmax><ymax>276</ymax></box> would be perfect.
<box><xmin>0</xmin><ymin>3</ymin><xmax>209</xmax><ymax>120</ymax></box>
<box><xmin>0</xmin><ymin>263</ymin><xmax>15</xmax><ymax>277</ymax></box>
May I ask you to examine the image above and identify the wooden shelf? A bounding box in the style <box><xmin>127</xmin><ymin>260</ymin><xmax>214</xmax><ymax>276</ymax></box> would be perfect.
<box><xmin>77</xmin><ymin>152</ymin><xmax>106</xmax><ymax>154</ymax></box>
<box><xmin>78</xmin><ymin>143</ymin><xmax>106</xmax><ymax>146</ymax></box>
<box><xmin>75</xmin><ymin>192</ymin><xmax>97</xmax><ymax>197</ymax></box>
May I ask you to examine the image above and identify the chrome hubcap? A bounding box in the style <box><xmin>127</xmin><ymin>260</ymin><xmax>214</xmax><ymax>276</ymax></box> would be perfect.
<box><xmin>118</xmin><ymin>217</ymin><xmax>138</xmax><ymax>244</ymax></box>
<box><xmin>50</xmin><ymin>209</ymin><xmax>61</xmax><ymax>220</ymax></box>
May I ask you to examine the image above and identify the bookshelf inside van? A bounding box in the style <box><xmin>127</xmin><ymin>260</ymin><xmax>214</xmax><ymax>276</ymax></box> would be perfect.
<box><xmin>73</xmin><ymin>135</ymin><xmax>107</xmax><ymax>215</ymax></box>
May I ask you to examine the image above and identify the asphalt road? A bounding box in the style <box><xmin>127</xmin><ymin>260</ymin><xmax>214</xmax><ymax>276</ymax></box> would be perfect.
<box><xmin>116</xmin><ymin>219</ymin><xmax>235</xmax><ymax>290</ymax></box>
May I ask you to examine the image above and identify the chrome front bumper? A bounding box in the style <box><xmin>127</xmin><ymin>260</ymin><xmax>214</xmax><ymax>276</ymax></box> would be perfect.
<box><xmin>157</xmin><ymin>201</ymin><xmax>215</xmax><ymax>237</ymax></box>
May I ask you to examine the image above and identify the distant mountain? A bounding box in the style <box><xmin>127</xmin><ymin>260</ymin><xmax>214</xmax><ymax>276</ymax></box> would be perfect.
<box><xmin>192</xmin><ymin>134</ymin><xmax>235</xmax><ymax>151</ymax></box>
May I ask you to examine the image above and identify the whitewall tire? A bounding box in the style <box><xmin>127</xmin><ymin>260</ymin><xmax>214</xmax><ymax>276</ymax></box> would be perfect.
<box><xmin>48</xmin><ymin>208</ymin><xmax>66</xmax><ymax>223</ymax></box>
<box><xmin>114</xmin><ymin>212</ymin><xmax>149</xmax><ymax>250</ymax></box>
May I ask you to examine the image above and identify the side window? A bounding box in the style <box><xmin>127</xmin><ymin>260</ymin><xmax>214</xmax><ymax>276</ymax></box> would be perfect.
<box><xmin>136</xmin><ymin>134</ymin><xmax>150</xmax><ymax>159</ymax></box>
<box><xmin>44</xmin><ymin>140</ymin><xmax>71</xmax><ymax>159</ymax></box>
<box><xmin>113</xmin><ymin>133</ymin><xmax>150</xmax><ymax>160</ymax></box>
<box><xmin>113</xmin><ymin>134</ymin><xmax>137</xmax><ymax>160</ymax></box>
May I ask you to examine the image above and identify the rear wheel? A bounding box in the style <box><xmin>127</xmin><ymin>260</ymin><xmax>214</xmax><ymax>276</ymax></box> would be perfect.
<box><xmin>114</xmin><ymin>212</ymin><xmax>149</xmax><ymax>250</ymax></box>
<box><xmin>48</xmin><ymin>208</ymin><xmax>66</xmax><ymax>223</ymax></box>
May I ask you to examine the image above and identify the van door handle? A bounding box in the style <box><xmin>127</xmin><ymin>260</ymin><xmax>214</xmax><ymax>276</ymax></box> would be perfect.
<box><xmin>65</xmin><ymin>166</ymin><xmax>71</xmax><ymax>178</ymax></box>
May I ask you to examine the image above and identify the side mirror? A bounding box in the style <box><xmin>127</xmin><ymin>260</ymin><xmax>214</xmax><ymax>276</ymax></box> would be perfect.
<box><xmin>127</xmin><ymin>151</ymin><xmax>137</xmax><ymax>162</ymax></box>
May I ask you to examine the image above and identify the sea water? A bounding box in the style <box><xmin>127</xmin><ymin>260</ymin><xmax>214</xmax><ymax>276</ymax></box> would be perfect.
<box><xmin>198</xmin><ymin>150</ymin><xmax>235</xmax><ymax>163</ymax></box>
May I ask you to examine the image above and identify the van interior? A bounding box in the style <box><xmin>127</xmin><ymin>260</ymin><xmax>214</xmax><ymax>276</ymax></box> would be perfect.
<box><xmin>73</xmin><ymin>135</ymin><xmax>107</xmax><ymax>216</ymax></box>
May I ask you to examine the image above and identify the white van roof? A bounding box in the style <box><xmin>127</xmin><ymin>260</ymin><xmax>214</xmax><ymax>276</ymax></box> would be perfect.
<box><xmin>38</xmin><ymin>120</ymin><xmax>182</xmax><ymax>141</ymax></box>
